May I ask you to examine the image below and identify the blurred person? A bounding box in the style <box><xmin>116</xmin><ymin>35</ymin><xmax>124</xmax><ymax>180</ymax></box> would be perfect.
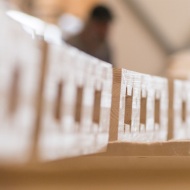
<box><xmin>66</xmin><ymin>5</ymin><xmax>113</xmax><ymax>64</ymax></box>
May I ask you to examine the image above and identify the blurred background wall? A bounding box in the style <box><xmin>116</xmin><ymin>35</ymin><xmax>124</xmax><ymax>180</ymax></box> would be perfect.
<box><xmin>11</xmin><ymin>0</ymin><xmax>190</xmax><ymax>77</ymax></box>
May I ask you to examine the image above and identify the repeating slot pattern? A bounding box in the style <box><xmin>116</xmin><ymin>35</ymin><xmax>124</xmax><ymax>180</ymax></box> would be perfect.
<box><xmin>2</xmin><ymin>4</ymin><xmax>190</xmax><ymax>163</ymax></box>
<box><xmin>118</xmin><ymin>69</ymin><xmax>168</xmax><ymax>142</ymax></box>
<box><xmin>39</xmin><ymin>44</ymin><xmax>112</xmax><ymax>161</ymax></box>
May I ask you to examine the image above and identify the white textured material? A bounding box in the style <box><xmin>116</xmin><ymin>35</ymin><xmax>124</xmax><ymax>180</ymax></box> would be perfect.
<box><xmin>173</xmin><ymin>80</ymin><xmax>190</xmax><ymax>139</ymax></box>
<box><xmin>118</xmin><ymin>69</ymin><xmax>168</xmax><ymax>142</ymax></box>
<box><xmin>39</xmin><ymin>44</ymin><xmax>113</xmax><ymax>161</ymax></box>
<box><xmin>7</xmin><ymin>10</ymin><xmax>63</xmax><ymax>45</ymax></box>
<box><xmin>0</xmin><ymin>5</ymin><xmax>40</xmax><ymax>163</ymax></box>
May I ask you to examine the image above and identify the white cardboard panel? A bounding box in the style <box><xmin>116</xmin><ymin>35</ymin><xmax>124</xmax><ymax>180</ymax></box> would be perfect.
<box><xmin>173</xmin><ymin>80</ymin><xmax>190</xmax><ymax>139</ymax></box>
<box><xmin>0</xmin><ymin>8</ymin><xmax>41</xmax><ymax>163</ymax></box>
<box><xmin>118</xmin><ymin>69</ymin><xmax>168</xmax><ymax>142</ymax></box>
<box><xmin>39</xmin><ymin>44</ymin><xmax>112</xmax><ymax>160</ymax></box>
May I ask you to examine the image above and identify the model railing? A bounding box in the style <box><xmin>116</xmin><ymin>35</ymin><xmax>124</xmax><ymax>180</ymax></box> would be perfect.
<box><xmin>1</xmin><ymin>7</ymin><xmax>190</xmax><ymax>165</ymax></box>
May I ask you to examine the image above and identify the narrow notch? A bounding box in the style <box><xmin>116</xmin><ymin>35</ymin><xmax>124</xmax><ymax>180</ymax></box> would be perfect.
<box><xmin>75</xmin><ymin>86</ymin><xmax>83</xmax><ymax>123</ymax></box>
<box><xmin>54</xmin><ymin>81</ymin><xmax>63</xmax><ymax>122</ymax></box>
<box><xmin>182</xmin><ymin>100</ymin><xmax>186</xmax><ymax>122</ymax></box>
<box><xmin>8</xmin><ymin>68</ymin><xmax>20</xmax><ymax>115</ymax></box>
<box><xmin>124</xmin><ymin>88</ymin><xmax>133</xmax><ymax>126</ymax></box>
<box><xmin>92</xmin><ymin>89</ymin><xmax>102</xmax><ymax>125</ymax></box>
<box><xmin>140</xmin><ymin>93</ymin><xmax>147</xmax><ymax>125</ymax></box>
<box><xmin>154</xmin><ymin>98</ymin><xmax>160</xmax><ymax>125</ymax></box>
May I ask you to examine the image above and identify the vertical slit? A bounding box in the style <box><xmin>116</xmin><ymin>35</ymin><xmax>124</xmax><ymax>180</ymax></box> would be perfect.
<box><xmin>140</xmin><ymin>93</ymin><xmax>147</xmax><ymax>126</ymax></box>
<box><xmin>124</xmin><ymin>88</ymin><xmax>133</xmax><ymax>127</ymax></box>
<box><xmin>54</xmin><ymin>81</ymin><xmax>63</xmax><ymax>122</ymax></box>
<box><xmin>154</xmin><ymin>98</ymin><xmax>160</xmax><ymax>125</ymax></box>
<box><xmin>167</xmin><ymin>79</ymin><xmax>174</xmax><ymax>140</ymax></box>
<box><xmin>75</xmin><ymin>87</ymin><xmax>83</xmax><ymax>123</ymax></box>
<box><xmin>182</xmin><ymin>101</ymin><xmax>186</xmax><ymax>123</ymax></box>
<box><xmin>92</xmin><ymin>90</ymin><xmax>102</xmax><ymax>125</ymax></box>
<box><xmin>8</xmin><ymin>68</ymin><xmax>20</xmax><ymax>115</ymax></box>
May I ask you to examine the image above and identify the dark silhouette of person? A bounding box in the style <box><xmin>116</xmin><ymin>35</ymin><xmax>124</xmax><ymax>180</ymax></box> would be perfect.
<box><xmin>66</xmin><ymin>5</ymin><xmax>113</xmax><ymax>64</ymax></box>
